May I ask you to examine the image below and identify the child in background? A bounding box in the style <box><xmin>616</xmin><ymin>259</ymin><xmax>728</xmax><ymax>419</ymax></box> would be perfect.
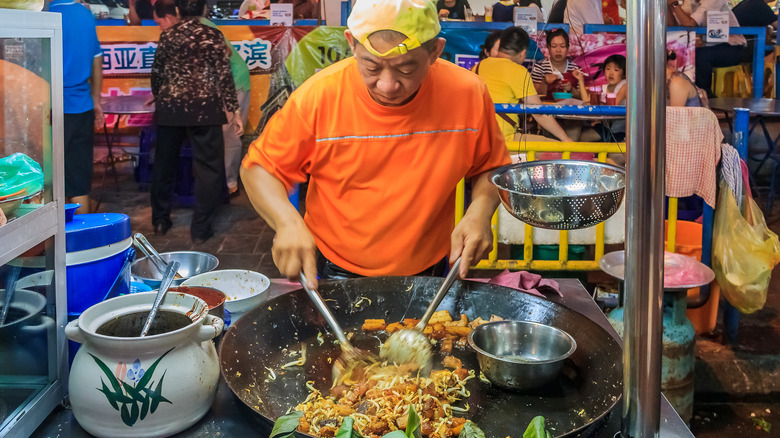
<box><xmin>574</xmin><ymin>54</ymin><xmax>627</xmax><ymax>105</ymax></box>
<box><xmin>574</xmin><ymin>54</ymin><xmax>628</xmax><ymax>143</ymax></box>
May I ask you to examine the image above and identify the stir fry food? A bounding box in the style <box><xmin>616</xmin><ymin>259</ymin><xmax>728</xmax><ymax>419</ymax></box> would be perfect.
<box><xmin>275</xmin><ymin>311</ymin><xmax>506</xmax><ymax>438</ymax></box>
<box><xmin>362</xmin><ymin>310</ymin><xmax>504</xmax><ymax>354</ymax></box>
<box><xmin>295</xmin><ymin>363</ymin><xmax>474</xmax><ymax>437</ymax></box>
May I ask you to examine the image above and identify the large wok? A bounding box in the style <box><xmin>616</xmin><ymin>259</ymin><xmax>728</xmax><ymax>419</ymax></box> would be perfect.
<box><xmin>219</xmin><ymin>277</ymin><xmax>622</xmax><ymax>437</ymax></box>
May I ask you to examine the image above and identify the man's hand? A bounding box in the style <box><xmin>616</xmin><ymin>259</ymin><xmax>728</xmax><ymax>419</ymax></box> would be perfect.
<box><xmin>272</xmin><ymin>220</ymin><xmax>318</xmax><ymax>289</ymax></box>
<box><xmin>450</xmin><ymin>213</ymin><xmax>493</xmax><ymax>278</ymax></box>
<box><xmin>438</xmin><ymin>9</ymin><xmax>450</xmax><ymax>19</ymax></box>
<box><xmin>230</xmin><ymin>111</ymin><xmax>244</xmax><ymax>136</ymax></box>
<box><xmin>93</xmin><ymin>102</ymin><xmax>105</xmax><ymax>130</ymax></box>
<box><xmin>544</xmin><ymin>73</ymin><xmax>559</xmax><ymax>85</ymax></box>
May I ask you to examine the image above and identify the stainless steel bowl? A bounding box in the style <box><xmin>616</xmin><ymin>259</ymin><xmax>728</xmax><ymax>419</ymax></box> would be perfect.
<box><xmin>131</xmin><ymin>251</ymin><xmax>218</xmax><ymax>288</ymax></box>
<box><xmin>491</xmin><ymin>160</ymin><xmax>626</xmax><ymax>230</ymax></box>
<box><xmin>468</xmin><ymin>320</ymin><xmax>576</xmax><ymax>391</ymax></box>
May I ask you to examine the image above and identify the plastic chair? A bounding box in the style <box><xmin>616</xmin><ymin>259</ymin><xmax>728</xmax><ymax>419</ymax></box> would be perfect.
<box><xmin>712</xmin><ymin>64</ymin><xmax>752</xmax><ymax>98</ymax></box>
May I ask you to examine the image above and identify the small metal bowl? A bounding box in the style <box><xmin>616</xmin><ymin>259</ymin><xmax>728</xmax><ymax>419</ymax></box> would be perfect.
<box><xmin>131</xmin><ymin>251</ymin><xmax>219</xmax><ymax>288</ymax></box>
<box><xmin>468</xmin><ymin>320</ymin><xmax>576</xmax><ymax>391</ymax></box>
<box><xmin>491</xmin><ymin>160</ymin><xmax>625</xmax><ymax>230</ymax></box>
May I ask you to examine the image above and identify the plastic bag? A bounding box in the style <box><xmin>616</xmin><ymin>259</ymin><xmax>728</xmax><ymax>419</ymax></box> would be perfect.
<box><xmin>712</xmin><ymin>180</ymin><xmax>780</xmax><ymax>313</ymax></box>
<box><xmin>0</xmin><ymin>152</ymin><xmax>43</xmax><ymax>199</ymax></box>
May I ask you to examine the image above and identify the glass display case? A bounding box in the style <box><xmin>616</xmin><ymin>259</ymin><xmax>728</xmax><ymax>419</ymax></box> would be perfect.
<box><xmin>0</xmin><ymin>10</ymin><xmax>68</xmax><ymax>436</ymax></box>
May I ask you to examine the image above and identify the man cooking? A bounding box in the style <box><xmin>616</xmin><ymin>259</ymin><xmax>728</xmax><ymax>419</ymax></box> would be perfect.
<box><xmin>241</xmin><ymin>0</ymin><xmax>510</xmax><ymax>289</ymax></box>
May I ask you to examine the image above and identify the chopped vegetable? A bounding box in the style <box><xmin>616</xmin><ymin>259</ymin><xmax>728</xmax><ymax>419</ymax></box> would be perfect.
<box><xmin>752</xmin><ymin>417</ymin><xmax>772</xmax><ymax>432</ymax></box>
<box><xmin>270</xmin><ymin>411</ymin><xmax>303</xmax><ymax>438</ymax></box>
<box><xmin>281</xmin><ymin>344</ymin><xmax>307</xmax><ymax>369</ymax></box>
<box><xmin>523</xmin><ymin>416</ymin><xmax>552</xmax><ymax>438</ymax></box>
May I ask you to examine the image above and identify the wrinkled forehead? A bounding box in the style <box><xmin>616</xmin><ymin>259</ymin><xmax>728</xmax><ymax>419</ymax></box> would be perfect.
<box><xmin>353</xmin><ymin>40</ymin><xmax>427</xmax><ymax>69</ymax></box>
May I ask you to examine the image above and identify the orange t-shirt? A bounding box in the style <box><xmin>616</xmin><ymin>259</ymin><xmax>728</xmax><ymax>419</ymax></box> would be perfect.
<box><xmin>243</xmin><ymin>58</ymin><xmax>510</xmax><ymax>276</ymax></box>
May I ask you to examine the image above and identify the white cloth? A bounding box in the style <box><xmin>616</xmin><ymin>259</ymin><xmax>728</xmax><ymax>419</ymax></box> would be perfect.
<box><xmin>683</xmin><ymin>0</ymin><xmax>747</xmax><ymax>47</ymax></box>
<box><xmin>563</xmin><ymin>0</ymin><xmax>603</xmax><ymax>37</ymax></box>
<box><xmin>720</xmin><ymin>143</ymin><xmax>743</xmax><ymax>209</ymax></box>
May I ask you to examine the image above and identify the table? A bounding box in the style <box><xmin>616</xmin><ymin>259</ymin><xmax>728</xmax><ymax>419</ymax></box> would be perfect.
<box><xmin>31</xmin><ymin>279</ymin><xmax>694</xmax><ymax>438</ymax></box>
<box><xmin>99</xmin><ymin>95</ymin><xmax>155</xmax><ymax>207</ymax></box>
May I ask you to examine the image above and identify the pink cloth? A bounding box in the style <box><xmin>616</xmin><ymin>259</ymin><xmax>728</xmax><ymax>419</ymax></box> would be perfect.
<box><xmin>469</xmin><ymin>270</ymin><xmax>561</xmax><ymax>298</ymax></box>
<box><xmin>665</xmin><ymin>107</ymin><xmax>722</xmax><ymax>207</ymax></box>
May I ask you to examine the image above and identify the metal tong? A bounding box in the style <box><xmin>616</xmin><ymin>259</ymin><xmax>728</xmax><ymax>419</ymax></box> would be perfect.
<box><xmin>133</xmin><ymin>233</ymin><xmax>182</xmax><ymax>279</ymax></box>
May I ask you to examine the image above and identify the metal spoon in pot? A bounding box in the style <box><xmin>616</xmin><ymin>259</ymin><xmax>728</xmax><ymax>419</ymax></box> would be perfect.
<box><xmin>299</xmin><ymin>272</ymin><xmax>377</xmax><ymax>384</ymax></box>
<box><xmin>380</xmin><ymin>257</ymin><xmax>462</xmax><ymax>372</ymax></box>
<box><xmin>140</xmin><ymin>261</ymin><xmax>180</xmax><ymax>337</ymax></box>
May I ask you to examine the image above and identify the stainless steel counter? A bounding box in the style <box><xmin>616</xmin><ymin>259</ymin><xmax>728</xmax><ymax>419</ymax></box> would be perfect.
<box><xmin>32</xmin><ymin>278</ymin><xmax>693</xmax><ymax>437</ymax></box>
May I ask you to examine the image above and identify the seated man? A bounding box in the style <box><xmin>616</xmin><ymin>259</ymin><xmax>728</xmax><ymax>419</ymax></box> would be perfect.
<box><xmin>530</xmin><ymin>28</ymin><xmax>582</xmax><ymax>100</ymax></box>
<box><xmin>667</xmin><ymin>0</ymin><xmax>747</xmax><ymax>96</ymax></box>
<box><xmin>473</xmin><ymin>26</ymin><xmax>574</xmax><ymax>144</ymax></box>
<box><xmin>241</xmin><ymin>0</ymin><xmax>510</xmax><ymax>286</ymax></box>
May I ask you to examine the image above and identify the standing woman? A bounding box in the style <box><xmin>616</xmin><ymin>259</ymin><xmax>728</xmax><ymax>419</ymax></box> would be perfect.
<box><xmin>150</xmin><ymin>0</ymin><xmax>241</xmax><ymax>243</ymax></box>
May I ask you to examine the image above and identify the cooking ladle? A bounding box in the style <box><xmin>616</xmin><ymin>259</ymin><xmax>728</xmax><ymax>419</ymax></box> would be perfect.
<box><xmin>133</xmin><ymin>233</ymin><xmax>183</xmax><ymax>279</ymax></box>
<box><xmin>140</xmin><ymin>260</ymin><xmax>180</xmax><ymax>337</ymax></box>
<box><xmin>0</xmin><ymin>265</ymin><xmax>21</xmax><ymax>326</ymax></box>
<box><xmin>299</xmin><ymin>272</ymin><xmax>376</xmax><ymax>383</ymax></box>
<box><xmin>380</xmin><ymin>257</ymin><xmax>462</xmax><ymax>371</ymax></box>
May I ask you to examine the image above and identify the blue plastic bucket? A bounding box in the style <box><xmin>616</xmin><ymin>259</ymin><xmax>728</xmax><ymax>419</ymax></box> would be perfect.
<box><xmin>65</xmin><ymin>213</ymin><xmax>133</xmax><ymax>316</ymax></box>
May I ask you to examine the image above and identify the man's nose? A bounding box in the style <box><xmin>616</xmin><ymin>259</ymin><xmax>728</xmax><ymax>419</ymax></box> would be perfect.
<box><xmin>375</xmin><ymin>69</ymin><xmax>400</xmax><ymax>94</ymax></box>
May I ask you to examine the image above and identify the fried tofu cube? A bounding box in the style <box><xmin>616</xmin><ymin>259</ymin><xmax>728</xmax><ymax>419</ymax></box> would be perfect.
<box><xmin>444</xmin><ymin>326</ymin><xmax>471</xmax><ymax>337</ymax></box>
<box><xmin>361</xmin><ymin>319</ymin><xmax>386</xmax><ymax>332</ymax></box>
<box><xmin>489</xmin><ymin>315</ymin><xmax>504</xmax><ymax>322</ymax></box>
<box><xmin>428</xmin><ymin>310</ymin><xmax>453</xmax><ymax>324</ymax></box>
<box><xmin>456</xmin><ymin>336</ymin><xmax>468</xmax><ymax>348</ymax></box>
<box><xmin>468</xmin><ymin>317</ymin><xmax>486</xmax><ymax>329</ymax></box>
<box><xmin>441</xmin><ymin>338</ymin><xmax>454</xmax><ymax>354</ymax></box>
<box><xmin>442</xmin><ymin>355</ymin><xmax>462</xmax><ymax>369</ymax></box>
<box><xmin>445</xmin><ymin>314</ymin><xmax>468</xmax><ymax>327</ymax></box>
<box><xmin>386</xmin><ymin>322</ymin><xmax>404</xmax><ymax>333</ymax></box>
<box><xmin>403</xmin><ymin>318</ymin><xmax>421</xmax><ymax>329</ymax></box>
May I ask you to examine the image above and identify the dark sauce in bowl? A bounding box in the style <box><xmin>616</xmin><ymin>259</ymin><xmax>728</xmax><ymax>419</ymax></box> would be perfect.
<box><xmin>97</xmin><ymin>310</ymin><xmax>193</xmax><ymax>337</ymax></box>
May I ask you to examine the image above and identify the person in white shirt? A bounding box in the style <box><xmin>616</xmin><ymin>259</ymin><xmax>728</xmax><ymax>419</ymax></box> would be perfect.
<box><xmin>563</xmin><ymin>0</ymin><xmax>603</xmax><ymax>39</ymax></box>
<box><xmin>667</xmin><ymin>0</ymin><xmax>747</xmax><ymax>96</ymax></box>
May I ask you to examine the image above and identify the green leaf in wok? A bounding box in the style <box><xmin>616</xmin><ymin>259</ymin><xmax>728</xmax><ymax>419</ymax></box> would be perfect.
<box><xmin>405</xmin><ymin>405</ymin><xmax>422</xmax><ymax>438</ymax></box>
<box><xmin>270</xmin><ymin>410</ymin><xmax>304</xmax><ymax>438</ymax></box>
<box><xmin>458</xmin><ymin>421</ymin><xmax>486</xmax><ymax>438</ymax></box>
<box><xmin>523</xmin><ymin>416</ymin><xmax>551</xmax><ymax>438</ymax></box>
<box><xmin>382</xmin><ymin>432</ymin><xmax>408</xmax><ymax>438</ymax></box>
<box><xmin>336</xmin><ymin>417</ymin><xmax>364</xmax><ymax>438</ymax></box>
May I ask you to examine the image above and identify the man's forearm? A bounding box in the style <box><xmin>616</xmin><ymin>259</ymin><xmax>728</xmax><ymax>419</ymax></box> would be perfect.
<box><xmin>90</xmin><ymin>56</ymin><xmax>103</xmax><ymax>103</ymax></box>
<box><xmin>463</xmin><ymin>171</ymin><xmax>500</xmax><ymax>221</ymax></box>
<box><xmin>240</xmin><ymin>164</ymin><xmax>303</xmax><ymax>232</ymax></box>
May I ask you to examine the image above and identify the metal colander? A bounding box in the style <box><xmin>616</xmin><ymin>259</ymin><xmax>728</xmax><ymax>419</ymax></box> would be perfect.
<box><xmin>490</xmin><ymin>160</ymin><xmax>626</xmax><ymax>230</ymax></box>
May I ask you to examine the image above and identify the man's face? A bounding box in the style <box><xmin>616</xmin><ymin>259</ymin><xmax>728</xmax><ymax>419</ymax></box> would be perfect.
<box><xmin>346</xmin><ymin>31</ymin><xmax>444</xmax><ymax>107</ymax></box>
<box><xmin>548</xmin><ymin>35</ymin><xmax>569</xmax><ymax>63</ymax></box>
<box><xmin>154</xmin><ymin>12</ymin><xmax>179</xmax><ymax>30</ymax></box>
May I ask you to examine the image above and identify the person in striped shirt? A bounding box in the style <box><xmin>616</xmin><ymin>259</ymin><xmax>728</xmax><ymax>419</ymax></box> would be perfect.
<box><xmin>530</xmin><ymin>28</ymin><xmax>583</xmax><ymax>100</ymax></box>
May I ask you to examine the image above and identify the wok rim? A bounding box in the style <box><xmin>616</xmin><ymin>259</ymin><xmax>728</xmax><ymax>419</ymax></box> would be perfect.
<box><xmin>218</xmin><ymin>277</ymin><xmax>623</xmax><ymax>438</ymax></box>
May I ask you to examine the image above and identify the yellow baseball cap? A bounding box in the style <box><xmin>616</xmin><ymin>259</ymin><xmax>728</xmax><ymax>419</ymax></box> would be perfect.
<box><xmin>347</xmin><ymin>0</ymin><xmax>441</xmax><ymax>58</ymax></box>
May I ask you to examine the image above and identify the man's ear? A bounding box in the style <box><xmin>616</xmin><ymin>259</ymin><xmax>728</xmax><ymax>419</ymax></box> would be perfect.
<box><xmin>344</xmin><ymin>30</ymin><xmax>357</xmax><ymax>53</ymax></box>
<box><xmin>429</xmin><ymin>37</ymin><xmax>446</xmax><ymax>64</ymax></box>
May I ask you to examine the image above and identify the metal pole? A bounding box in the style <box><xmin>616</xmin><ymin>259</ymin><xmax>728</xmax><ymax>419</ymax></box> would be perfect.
<box><xmin>623</xmin><ymin>0</ymin><xmax>666</xmax><ymax>435</ymax></box>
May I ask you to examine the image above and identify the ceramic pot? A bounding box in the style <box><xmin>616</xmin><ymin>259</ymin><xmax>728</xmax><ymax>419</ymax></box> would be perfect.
<box><xmin>0</xmin><ymin>288</ymin><xmax>53</xmax><ymax>375</ymax></box>
<box><xmin>65</xmin><ymin>291</ymin><xmax>223</xmax><ymax>438</ymax></box>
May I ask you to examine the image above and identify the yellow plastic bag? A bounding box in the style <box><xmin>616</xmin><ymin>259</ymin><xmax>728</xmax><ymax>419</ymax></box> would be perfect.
<box><xmin>713</xmin><ymin>180</ymin><xmax>780</xmax><ymax>313</ymax></box>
